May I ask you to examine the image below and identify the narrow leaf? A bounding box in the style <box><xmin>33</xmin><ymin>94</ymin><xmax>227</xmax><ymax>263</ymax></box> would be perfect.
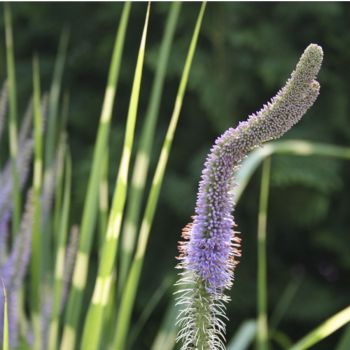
<box><xmin>80</xmin><ymin>4</ymin><xmax>150</xmax><ymax>349</ymax></box>
<box><xmin>113</xmin><ymin>3</ymin><xmax>206</xmax><ymax>349</ymax></box>
<box><xmin>60</xmin><ymin>4</ymin><xmax>131</xmax><ymax>349</ymax></box>
<box><xmin>290</xmin><ymin>305</ymin><xmax>350</xmax><ymax>350</ymax></box>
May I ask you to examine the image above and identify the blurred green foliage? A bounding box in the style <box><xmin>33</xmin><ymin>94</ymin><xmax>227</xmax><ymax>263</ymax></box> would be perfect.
<box><xmin>1</xmin><ymin>3</ymin><xmax>350</xmax><ymax>349</ymax></box>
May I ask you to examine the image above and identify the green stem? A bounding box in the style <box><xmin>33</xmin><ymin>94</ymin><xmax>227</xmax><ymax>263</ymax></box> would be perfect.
<box><xmin>257</xmin><ymin>157</ymin><xmax>271</xmax><ymax>350</ymax></box>
<box><xmin>4</xmin><ymin>3</ymin><xmax>21</xmax><ymax>237</ymax></box>
<box><xmin>31</xmin><ymin>56</ymin><xmax>44</xmax><ymax>350</ymax></box>
<box><xmin>1</xmin><ymin>279</ymin><xmax>9</xmax><ymax>350</ymax></box>
<box><xmin>49</xmin><ymin>150</ymin><xmax>71</xmax><ymax>350</ymax></box>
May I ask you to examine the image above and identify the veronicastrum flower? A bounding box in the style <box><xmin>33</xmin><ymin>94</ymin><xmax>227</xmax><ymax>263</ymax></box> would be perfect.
<box><xmin>176</xmin><ymin>44</ymin><xmax>323</xmax><ymax>350</ymax></box>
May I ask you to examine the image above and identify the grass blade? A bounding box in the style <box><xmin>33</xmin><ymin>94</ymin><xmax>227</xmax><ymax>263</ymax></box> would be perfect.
<box><xmin>0</xmin><ymin>82</ymin><xmax>8</xmax><ymax>143</ymax></box>
<box><xmin>129</xmin><ymin>275</ymin><xmax>174</xmax><ymax>348</ymax></box>
<box><xmin>289</xmin><ymin>305</ymin><xmax>350</xmax><ymax>350</ymax></box>
<box><xmin>234</xmin><ymin>140</ymin><xmax>350</xmax><ymax>203</ymax></box>
<box><xmin>119</xmin><ymin>1</ymin><xmax>181</xmax><ymax>287</ymax></box>
<box><xmin>1</xmin><ymin>280</ymin><xmax>9</xmax><ymax>350</ymax></box>
<box><xmin>60</xmin><ymin>4</ymin><xmax>131</xmax><ymax>349</ymax></box>
<box><xmin>80</xmin><ymin>4</ymin><xmax>150</xmax><ymax>349</ymax></box>
<box><xmin>98</xmin><ymin>149</ymin><xmax>109</xmax><ymax>247</ymax></box>
<box><xmin>53</xmin><ymin>94</ymin><xmax>70</xmax><ymax>243</ymax></box>
<box><xmin>42</xmin><ymin>29</ymin><xmax>69</xmax><ymax>282</ymax></box>
<box><xmin>4</xmin><ymin>3</ymin><xmax>21</xmax><ymax>236</ymax></box>
<box><xmin>30</xmin><ymin>56</ymin><xmax>44</xmax><ymax>350</ymax></box>
<box><xmin>256</xmin><ymin>158</ymin><xmax>271</xmax><ymax>350</ymax></box>
<box><xmin>44</xmin><ymin>28</ymin><xmax>69</xmax><ymax>172</ymax></box>
<box><xmin>150</xmin><ymin>298</ymin><xmax>177</xmax><ymax>350</ymax></box>
<box><xmin>49</xmin><ymin>148</ymin><xmax>71</xmax><ymax>350</ymax></box>
<box><xmin>227</xmin><ymin>320</ymin><xmax>257</xmax><ymax>350</ymax></box>
<box><xmin>270</xmin><ymin>272</ymin><xmax>303</xmax><ymax>330</ymax></box>
<box><xmin>112</xmin><ymin>3</ymin><xmax>206</xmax><ymax>349</ymax></box>
<box><xmin>269</xmin><ymin>330</ymin><xmax>292</xmax><ymax>349</ymax></box>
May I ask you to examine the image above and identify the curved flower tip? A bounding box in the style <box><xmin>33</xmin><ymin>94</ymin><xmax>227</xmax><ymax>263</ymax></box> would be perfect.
<box><xmin>298</xmin><ymin>43</ymin><xmax>323</xmax><ymax>79</ymax></box>
<box><xmin>175</xmin><ymin>44</ymin><xmax>323</xmax><ymax>350</ymax></box>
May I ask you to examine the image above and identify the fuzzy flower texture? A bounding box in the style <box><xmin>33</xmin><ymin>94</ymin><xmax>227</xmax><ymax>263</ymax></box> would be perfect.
<box><xmin>176</xmin><ymin>44</ymin><xmax>323</xmax><ymax>350</ymax></box>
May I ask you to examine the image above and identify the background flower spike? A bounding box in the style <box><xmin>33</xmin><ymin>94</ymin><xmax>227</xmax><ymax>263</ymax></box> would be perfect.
<box><xmin>175</xmin><ymin>43</ymin><xmax>323</xmax><ymax>350</ymax></box>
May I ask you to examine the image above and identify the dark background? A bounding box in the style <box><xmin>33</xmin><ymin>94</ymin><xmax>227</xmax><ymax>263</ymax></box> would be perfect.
<box><xmin>0</xmin><ymin>2</ymin><xmax>349</xmax><ymax>349</ymax></box>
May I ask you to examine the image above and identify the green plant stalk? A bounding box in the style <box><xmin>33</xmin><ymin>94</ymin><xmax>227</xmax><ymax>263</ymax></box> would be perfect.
<box><xmin>48</xmin><ymin>151</ymin><xmax>71</xmax><ymax>350</ymax></box>
<box><xmin>52</xmin><ymin>135</ymin><xmax>67</xmax><ymax>249</ymax></box>
<box><xmin>53</xmin><ymin>95</ymin><xmax>70</xmax><ymax>244</ymax></box>
<box><xmin>112</xmin><ymin>3</ymin><xmax>206</xmax><ymax>349</ymax></box>
<box><xmin>30</xmin><ymin>56</ymin><xmax>44</xmax><ymax>350</ymax></box>
<box><xmin>102</xmin><ymin>272</ymin><xmax>117</xmax><ymax>349</ymax></box>
<box><xmin>270</xmin><ymin>273</ymin><xmax>303</xmax><ymax>330</ymax></box>
<box><xmin>289</xmin><ymin>305</ymin><xmax>350</xmax><ymax>350</ymax></box>
<box><xmin>80</xmin><ymin>4</ymin><xmax>150</xmax><ymax>349</ymax></box>
<box><xmin>44</xmin><ymin>28</ymin><xmax>69</xmax><ymax>173</ymax></box>
<box><xmin>151</xmin><ymin>297</ymin><xmax>178</xmax><ymax>350</ymax></box>
<box><xmin>257</xmin><ymin>157</ymin><xmax>270</xmax><ymax>350</ymax></box>
<box><xmin>60</xmin><ymin>4</ymin><xmax>131</xmax><ymax>350</ymax></box>
<box><xmin>119</xmin><ymin>1</ymin><xmax>181</xmax><ymax>287</ymax></box>
<box><xmin>2</xmin><ymin>280</ymin><xmax>9</xmax><ymax>350</ymax></box>
<box><xmin>99</xmin><ymin>148</ymin><xmax>109</xmax><ymax>248</ymax></box>
<box><xmin>42</xmin><ymin>29</ymin><xmax>69</xmax><ymax>278</ymax></box>
<box><xmin>4</xmin><ymin>3</ymin><xmax>21</xmax><ymax>236</ymax></box>
<box><xmin>129</xmin><ymin>275</ymin><xmax>174</xmax><ymax>348</ymax></box>
<box><xmin>234</xmin><ymin>140</ymin><xmax>350</xmax><ymax>203</ymax></box>
<box><xmin>268</xmin><ymin>331</ymin><xmax>292</xmax><ymax>349</ymax></box>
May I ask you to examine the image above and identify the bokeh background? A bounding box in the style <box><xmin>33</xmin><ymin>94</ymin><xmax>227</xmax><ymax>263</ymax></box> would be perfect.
<box><xmin>0</xmin><ymin>2</ymin><xmax>349</xmax><ymax>349</ymax></box>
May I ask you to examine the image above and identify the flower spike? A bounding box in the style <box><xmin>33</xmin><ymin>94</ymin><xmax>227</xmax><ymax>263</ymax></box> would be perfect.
<box><xmin>176</xmin><ymin>44</ymin><xmax>323</xmax><ymax>350</ymax></box>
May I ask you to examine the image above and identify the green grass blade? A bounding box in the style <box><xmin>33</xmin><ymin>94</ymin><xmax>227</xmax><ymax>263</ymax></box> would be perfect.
<box><xmin>150</xmin><ymin>298</ymin><xmax>177</xmax><ymax>350</ymax></box>
<box><xmin>60</xmin><ymin>4</ymin><xmax>131</xmax><ymax>350</ymax></box>
<box><xmin>119</xmin><ymin>1</ymin><xmax>181</xmax><ymax>287</ymax></box>
<box><xmin>256</xmin><ymin>158</ymin><xmax>271</xmax><ymax>350</ymax></box>
<box><xmin>49</xmin><ymin>149</ymin><xmax>71</xmax><ymax>350</ymax></box>
<box><xmin>53</xmin><ymin>95</ymin><xmax>70</xmax><ymax>243</ymax></box>
<box><xmin>129</xmin><ymin>275</ymin><xmax>174</xmax><ymax>348</ymax></box>
<box><xmin>112</xmin><ymin>4</ymin><xmax>206</xmax><ymax>349</ymax></box>
<box><xmin>42</xmin><ymin>29</ymin><xmax>69</xmax><ymax>281</ymax></box>
<box><xmin>227</xmin><ymin>320</ymin><xmax>257</xmax><ymax>350</ymax></box>
<box><xmin>99</xmin><ymin>149</ymin><xmax>109</xmax><ymax>248</ymax></box>
<box><xmin>270</xmin><ymin>273</ymin><xmax>303</xmax><ymax>330</ymax></box>
<box><xmin>44</xmin><ymin>28</ymin><xmax>69</xmax><ymax>172</ymax></box>
<box><xmin>269</xmin><ymin>330</ymin><xmax>292</xmax><ymax>349</ymax></box>
<box><xmin>52</xmin><ymin>136</ymin><xmax>67</xmax><ymax>247</ymax></box>
<box><xmin>335</xmin><ymin>324</ymin><xmax>350</xmax><ymax>350</ymax></box>
<box><xmin>0</xmin><ymin>82</ymin><xmax>8</xmax><ymax>143</ymax></box>
<box><xmin>1</xmin><ymin>280</ymin><xmax>9</xmax><ymax>350</ymax></box>
<box><xmin>4</xmin><ymin>3</ymin><xmax>21</xmax><ymax>236</ymax></box>
<box><xmin>80</xmin><ymin>5</ymin><xmax>150</xmax><ymax>349</ymax></box>
<box><xmin>234</xmin><ymin>140</ymin><xmax>350</xmax><ymax>203</ymax></box>
<box><xmin>30</xmin><ymin>56</ymin><xmax>44</xmax><ymax>350</ymax></box>
<box><xmin>289</xmin><ymin>305</ymin><xmax>350</xmax><ymax>350</ymax></box>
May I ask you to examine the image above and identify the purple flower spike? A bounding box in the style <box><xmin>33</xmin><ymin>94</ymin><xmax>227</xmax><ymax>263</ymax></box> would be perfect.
<box><xmin>176</xmin><ymin>44</ymin><xmax>323</xmax><ymax>350</ymax></box>
<box><xmin>0</xmin><ymin>191</ymin><xmax>34</xmax><ymax>347</ymax></box>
